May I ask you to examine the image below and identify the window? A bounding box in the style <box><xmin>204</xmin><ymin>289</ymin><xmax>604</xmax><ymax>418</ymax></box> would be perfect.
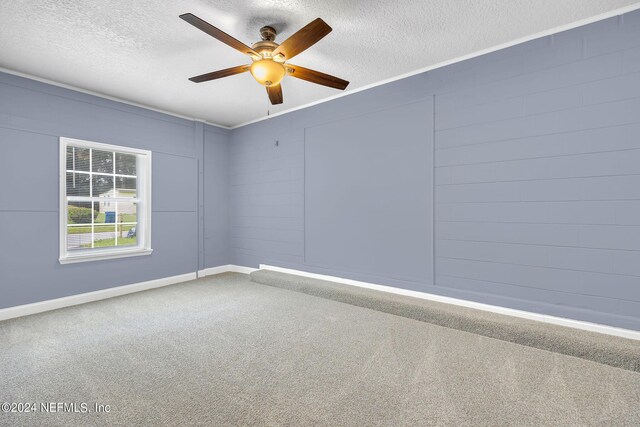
<box><xmin>59</xmin><ymin>137</ymin><xmax>152</xmax><ymax>264</ymax></box>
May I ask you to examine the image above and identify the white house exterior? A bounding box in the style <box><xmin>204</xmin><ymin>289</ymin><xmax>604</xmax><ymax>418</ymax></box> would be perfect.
<box><xmin>98</xmin><ymin>188</ymin><xmax>136</xmax><ymax>214</ymax></box>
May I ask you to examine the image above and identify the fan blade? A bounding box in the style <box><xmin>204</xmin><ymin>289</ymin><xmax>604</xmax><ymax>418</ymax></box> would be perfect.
<box><xmin>266</xmin><ymin>84</ymin><xmax>283</xmax><ymax>105</ymax></box>
<box><xmin>286</xmin><ymin>64</ymin><xmax>349</xmax><ymax>90</ymax></box>
<box><xmin>189</xmin><ymin>65</ymin><xmax>250</xmax><ymax>83</ymax></box>
<box><xmin>180</xmin><ymin>13</ymin><xmax>260</xmax><ymax>58</ymax></box>
<box><xmin>272</xmin><ymin>18</ymin><xmax>331</xmax><ymax>61</ymax></box>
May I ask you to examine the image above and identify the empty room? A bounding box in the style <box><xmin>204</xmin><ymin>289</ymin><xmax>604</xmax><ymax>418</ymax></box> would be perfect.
<box><xmin>1</xmin><ymin>0</ymin><xmax>640</xmax><ymax>425</ymax></box>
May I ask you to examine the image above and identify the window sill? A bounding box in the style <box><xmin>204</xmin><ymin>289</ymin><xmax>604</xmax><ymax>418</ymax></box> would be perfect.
<box><xmin>59</xmin><ymin>248</ymin><xmax>153</xmax><ymax>264</ymax></box>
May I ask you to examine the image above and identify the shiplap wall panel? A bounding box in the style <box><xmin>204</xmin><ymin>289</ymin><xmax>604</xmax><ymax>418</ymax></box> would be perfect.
<box><xmin>228</xmin><ymin>10</ymin><xmax>640</xmax><ymax>329</ymax></box>
<box><xmin>229</xmin><ymin>129</ymin><xmax>306</xmax><ymax>268</ymax></box>
<box><xmin>0</xmin><ymin>71</ymin><xmax>231</xmax><ymax>308</ymax></box>
<box><xmin>434</xmin><ymin>13</ymin><xmax>640</xmax><ymax>327</ymax></box>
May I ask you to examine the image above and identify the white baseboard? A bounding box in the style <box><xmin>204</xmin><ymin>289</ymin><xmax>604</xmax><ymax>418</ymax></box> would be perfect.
<box><xmin>0</xmin><ymin>272</ymin><xmax>197</xmax><ymax>322</ymax></box>
<box><xmin>197</xmin><ymin>264</ymin><xmax>258</xmax><ymax>277</ymax></box>
<box><xmin>0</xmin><ymin>264</ymin><xmax>259</xmax><ymax>322</ymax></box>
<box><xmin>259</xmin><ymin>264</ymin><xmax>640</xmax><ymax>341</ymax></box>
<box><xmin>197</xmin><ymin>265</ymin><xmax>232</xmax><ymax>277</ymax></box>
<box><xmin>228</xmin><ymin>265</ymin><xmax>259</xmax><ymax>274</ymax></box>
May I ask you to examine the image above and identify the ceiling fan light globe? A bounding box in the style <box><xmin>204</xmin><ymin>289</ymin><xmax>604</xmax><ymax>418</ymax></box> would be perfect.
<box><xmin>250</xmin><ymin>59</ymin><xmax>285</xmax><ymax>87</ymax></box>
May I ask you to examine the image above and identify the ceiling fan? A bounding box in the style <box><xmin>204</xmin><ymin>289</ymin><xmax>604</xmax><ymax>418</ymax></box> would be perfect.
<box><xmin>180</xmin><ymin>13</ymin><xmax>349</xmax><ymax>105</ymax></box>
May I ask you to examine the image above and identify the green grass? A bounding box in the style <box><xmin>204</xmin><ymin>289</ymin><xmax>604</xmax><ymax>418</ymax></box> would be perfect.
<box><xmin>82</xmin><ymin>237</ymin><xmax>137</xmax><ymax>248</ymax></box>
<box><xmin>68</xmin><ymin>213</ymin><xmax>137</xmax><ymax>234</ymax></box>
<box><xmin>69</xmin><ymin>224</ymin><xmax>136</xmax><ymax>234</ymax></box>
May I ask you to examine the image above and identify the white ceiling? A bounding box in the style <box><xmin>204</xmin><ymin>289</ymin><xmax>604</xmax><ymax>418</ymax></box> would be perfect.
<box><xmin>1</xmin><ymin>0</ymin><xmax>639</xmax><ymax>128</ymax></box>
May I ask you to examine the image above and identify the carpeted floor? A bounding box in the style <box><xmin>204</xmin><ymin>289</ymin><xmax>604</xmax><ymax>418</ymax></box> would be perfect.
<box><xmin>1</xmin><ymin>272</ymin><xmax>639</xmax><ymax>426</ymax></box>
<box><xmin>250</xmin><ymin>270</ymin><xmax>640</xmax><ymax>372</ymax></box>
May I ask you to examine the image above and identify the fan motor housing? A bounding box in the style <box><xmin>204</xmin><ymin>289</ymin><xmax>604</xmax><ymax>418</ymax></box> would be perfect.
<box><xmin>251</xmin><ymin>40</ymin><xmax>279</xmax><ymax>57</ymax></box>
<box><xmin>252</xmin><ymin>26</ymin><xmax>279</xmax><ymax>58</ymax></box>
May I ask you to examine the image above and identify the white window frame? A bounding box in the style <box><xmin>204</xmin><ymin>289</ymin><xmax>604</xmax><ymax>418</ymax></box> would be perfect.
<box><xmin>59</xmin><ymin>137</ymin><xmax>153</xmax><ymax>264</ymax></box>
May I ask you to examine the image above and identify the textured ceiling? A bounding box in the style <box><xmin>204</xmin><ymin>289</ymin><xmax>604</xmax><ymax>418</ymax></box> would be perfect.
<box><xmin>1</xmin><ymin>0</ymin><xmax>639</xmax><ymax>127</ymax></box>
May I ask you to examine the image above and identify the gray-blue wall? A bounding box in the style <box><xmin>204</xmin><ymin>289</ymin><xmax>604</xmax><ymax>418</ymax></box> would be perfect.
<box><xmin>229</xmin><ymin>10</ymin><xmax>640</xmax><ymax>330</ymax></box>
<box><xmin>2</xmin><ymin>10</ymin><xmax>639</xmax><ymax>330</ymax></box>
<box><xmin>204</xmin><ymin>126</ymin><xmax>230</xmax><ymax>267</ymax></box>
<box><xmin>0</xmin><ymin>72</ymin><xmax>229</xmax><ymax>309</ymax></box>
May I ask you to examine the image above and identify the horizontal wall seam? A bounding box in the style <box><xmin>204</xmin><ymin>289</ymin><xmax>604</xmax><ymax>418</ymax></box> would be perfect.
<box><xmin>0</xmin><ymin>209</ymin><xmax>57</xmax><ymax>213</ymax></box>
<box><xmin>434</xmin><ymin>121</ymin><xmax>640</xmax><ymax>150</ymax></box>
<box><xmin>231</xmin><ymin>215</ymin><xmax>301</xmax><ymax>220</ymax></box>
<box><xmin>436</xmin><ymin>237</ymin><xmax>640</xmax><ymax>252</ymax></box>
<box><xmin>302</xmin><ymin>96</ymin><xmax>435</xmax><ymax>131</ymax></box>
<box><xmin>232</xmin><ymin>236</ymin><xmax>301</xmax><ymax>245</ymax></box>
<box><xmin>436</xmin><ymin>255</ymin><xmax>640</xmax><ymax>279</ymax></box>
<box><xmin>437</xmin><ymin>198</ymin><xmax>640</xmax><ymax>204</ymax></box>
<box><xmin>435</xmin><ymin>124</ymin><xmax>640</xmax><ymax>154</ymax></box>
<box><xmin>435</xmin><ymin>172</ymin><xmax>640</xmax><ymax>186</ymax></box>
<box><xmin>437</xmin><ymin>220</ymin><xmax>640</xmax><ymax>227</ymax></box>
<box><xmin>230</xmin><ymin>180</ymin><xmax>303</xmax><ymax>187</ymax></box>
<box><xmin>0</xmin><ymin>80</ymin><xmax>194</xmax><ymax>129</ymax></box>
<box><xmin>432</xmin><ymin>40</ymin><xmax>638</xmax><ymax>100</ymax></box>
<box><xmin>436</xmin><ymin>272</ymin><xmax>640</xmax><ymax>304</ymax></box>
<box><xmin>436</xmin><ymin>94</ymin><xmax>640</xmax><ymax>133</ymax></box>
<box><xmin>436</xmin><ymin>68</ymin><xmax>640</xmax><ymax>117</ymax></box>
<box><xmin>232</xmin><ymin>225</ymin><xmax>304</xmax><ymax>232</ymax></box>
<box><xmin>231</xmin><ymin>248</ymin><xmax>301</xmax><ymax>258</ymax></box>
<box><xmin>434</xmin><ymin>147</ymin><xmax>640</xmax><ymax>167</ymax></box>
<box><xmin>0</xmin><ymin>124</ymin><xmax>200</xmax><ymax>160</ymax></box>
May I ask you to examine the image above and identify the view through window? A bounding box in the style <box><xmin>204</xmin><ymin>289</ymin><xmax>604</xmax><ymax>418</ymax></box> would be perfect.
<box><xmin>60</xmin><ymin>138</ymin><xmax>151</xmax><ymax>263</ymax></box>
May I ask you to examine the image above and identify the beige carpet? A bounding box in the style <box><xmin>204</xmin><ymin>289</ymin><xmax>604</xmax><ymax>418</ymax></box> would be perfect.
<box><xmin>250</xmin><ymin>269</ymin><xmax>640</xmax><ymax>372</ymax></box>
<box><xmin>1</xmin><ymin>272</ymin><xmax>639</xmax><ymax>426</ymax></box>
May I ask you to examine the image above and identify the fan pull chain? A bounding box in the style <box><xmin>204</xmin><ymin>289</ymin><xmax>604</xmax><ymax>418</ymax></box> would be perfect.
<box><xmin>266</xmin><ymin>95</ymin><xmax>271</xmax><ymax>119</ymax></box>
